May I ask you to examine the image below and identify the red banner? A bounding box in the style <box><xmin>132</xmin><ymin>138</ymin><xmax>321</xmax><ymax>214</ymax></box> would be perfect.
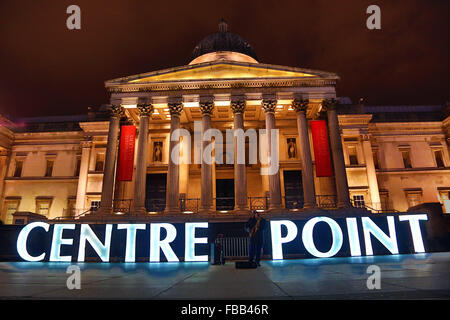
<box><xmin>310</xmin><ymin>120</ymin><xmax>333</xmax><ymax>177</ymax></box>
<box><xmin>117</xmin><ymin>125</ymin><xmax>136</xmax><ymax>181</ymax></box>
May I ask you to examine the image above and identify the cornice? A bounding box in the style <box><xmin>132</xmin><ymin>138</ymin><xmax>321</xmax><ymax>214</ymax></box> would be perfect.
<box><xmin>79</xmin><ymin>121</ymin><xmax>109</xmax><ymax>133</ymax></box>
<box><xmin>338</xmin><ymin>114</ymin><xmax>373</xmax><ymax>127</ymax></box>
<box><xmin>106</xmin><ymin>78</ymin><xmax>338</xmax><ymax>94</ymax></box>
<box><xmin>369</xmin><ymin>121</ymin><xmax>444</xmax><ymax>136</ymax></box>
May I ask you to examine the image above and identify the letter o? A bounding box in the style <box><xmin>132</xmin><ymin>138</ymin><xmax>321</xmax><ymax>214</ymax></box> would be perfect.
<box><xmin>302</xmin><ymin>217</ymin><xmax>343</xmax><ymax>258</ymax></box>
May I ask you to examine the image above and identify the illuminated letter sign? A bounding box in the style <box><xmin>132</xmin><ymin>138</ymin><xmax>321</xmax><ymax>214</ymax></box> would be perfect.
<box><xmin>150</xmin><ymin>223</ymin><xmax>179</xmax><ymax>262</ymax></box>
<box><xmin>302</xmin><ymin>217</ymin><xmax>343</xmax><ymax>258</ymax></box>
<box><xmin>270</xmin><ymin>220</ymin><xmax>298</xmax><ymax>260</ymax></box>
<box><xmin>362</xmin><ymin>216</ymin><xmax>398</xmax><ymax>255</ymax></box>
<box><xmin>310</xmin><ymin>120</ymin><xmax>333</xmax><ymax>177</ymax></box>
<box><xmin>14</xmin><ymin>215</ymin><xmax>430</xmax><ymax>263</ymax></box>
<box><xmin>117</xmin><ymin>125</ymin><xmax>136</xmax><ymax>181</ymax></box>
<box><xmin>17</xmin><ymin>222</ymin><xmax>50</xmax><ymax>262</ymax></box>
<box><xmin>78</xmin><ymin>224</ymin><xmax>113</xmax><ymax>262</ymax></box>
<box><xmin>185</xmin><ymin>222</ymin><xmax>209</xmax><ymax>262</ymax></box>
<box><xmin>346</xmin><ymin>217</ymin><xmax>362</xmax><ymax>256</ymax></box>
<box><xmin>399</xmin><ymin>214</ymin><xmax>428</xmax><ymax>253</ymax></box>
<box><xmin>50</xmin><ymin>224</ymin><xmax>75</xmax><ymax>262</ymax></box>
<box><xmin>117</xmin><ymin>224</ymin><xmax>146</xmax><ymax>262</ymax></box>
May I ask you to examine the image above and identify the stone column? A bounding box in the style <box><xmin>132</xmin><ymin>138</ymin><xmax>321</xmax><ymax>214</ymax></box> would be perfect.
<box><xmin>361</xmin><ymin>134</ymin><xmax>381</xmax><ymax>210</ymax></box>
<box><xmin>165</xmin><ymin>102</ymin><xmax>183</xmax><ymax>213</ymax></box>
<box><xmin>0</xmin><ymin>150</ymin><xmax>10</xmax><ymax>221</ymax></box>
<box><xmin>199</xmin><ymin>101</ymin><xmax>214</xmax><ymax>212</ymax></box>
<box><xmin>323</xmin><ymin>99</ymin><xmax>351</xmax><ymax>208</ymax></box>
<box><xmin>75</xmin><ymin>141</ymin><xmax>92</xmax><ymax>212</ymax></box>
<box><xmin>231</xmin><ymin>100</ymin><xmax>249</xmax><ymax>212</ymax></box>
<box><xmin>262</xmin><ymin>99</ymin><xmax>283</xmax><ymax>211</ymax></box>
<box><xmin>97</xmin><ymin>105</ymin><xmax>123</xmax><ymax>215</ymax></box>
<box><xmin>133</xmin><ymin>104</ymin><xmax>153</xmax><ymax>214</ymax></box>
<box><xmin>292</xmin><ymin>99</ymin><xmax>316</xmax><ymax>208</ymax></box>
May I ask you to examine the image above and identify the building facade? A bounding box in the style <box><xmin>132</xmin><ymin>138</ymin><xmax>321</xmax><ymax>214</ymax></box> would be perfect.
<box><xmin>1</xmin><ymin>23</ymin><xmax>449</xmax><ymax>224</ymax></box>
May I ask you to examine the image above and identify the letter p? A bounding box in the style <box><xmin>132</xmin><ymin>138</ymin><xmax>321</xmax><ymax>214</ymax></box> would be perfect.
<box><xmin>270</xmin><ymin>220</ymin><xmax>298</xmax><ymax>260</ymax></box>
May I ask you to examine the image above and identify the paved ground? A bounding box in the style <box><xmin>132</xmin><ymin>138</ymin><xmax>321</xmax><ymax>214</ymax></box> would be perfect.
<box><xmin>0</xmin><ymin>252</ymin><xmax>449</xmax><ymax>299</ymax></box>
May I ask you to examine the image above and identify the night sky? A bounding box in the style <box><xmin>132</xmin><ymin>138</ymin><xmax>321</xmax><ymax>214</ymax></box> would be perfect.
<box><xmin>0</xmin><ymin>0</ymin><xmax>448</xmax><ymax>118</ymax></box>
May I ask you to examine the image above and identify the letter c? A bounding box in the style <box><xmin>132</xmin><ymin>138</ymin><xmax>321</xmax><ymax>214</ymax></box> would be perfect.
<box><xmin>17</xmin><ymin>222</ymin><xmax>50</xmax><ymax>261</ymax></box>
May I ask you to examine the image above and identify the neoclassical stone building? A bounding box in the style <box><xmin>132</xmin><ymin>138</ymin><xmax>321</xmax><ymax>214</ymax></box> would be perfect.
<box><xmin>1</xmin><ymin>22</ymin><xmax>449</xmax><ymax>224</ymax></box>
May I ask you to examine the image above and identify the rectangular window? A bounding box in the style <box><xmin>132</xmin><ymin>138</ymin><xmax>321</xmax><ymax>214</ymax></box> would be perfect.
<box><xmin>13</xmin><ymin>160</ymin><xmax>23</xmax><ymax>177</ymax></box>
<box><xmin>45</xmin><ymin>160</ymin><xmax>54</xmax><ymax>177</ymax></box>
<box><xmin>438</xmin><ymin>190</ymin><xmax>450</xmax><ymax>214</ymax></box>
<box><xmin>95</xmin><ymin>154</ymin><xmax>105</xmax><ymax>172</ymax></box>
<box><xmin>353</xmin><ymin>195</ymin><xmax>365</xmax><ymax>208</ymax></box>
<box><xmin>90</xmin><ymin>200</ymin><xmax>100</xmax><ymax>211</ymax></box>
<box><xmin>405</xmin><ymin>190</ymin><xmax>422</xmax><ymax>208</ymax></box>
<box><xmin>66</xmin><ymin>198</ymin><xmax>77</xmax><ymax>217</ymax></box>
<box><xmin>434</xmin><ymin>150</ymin><xmax>445</xmax><ymax>168</ymax></box>
<box><xmin>379</xmin><ymin>191</ymin><xmax>390</xmax><ymax>211</ymax></box>
<box><xmin>4</xmin><ymin>201</ymin><xmax>19</xmax><ymax>224</ymax></box>
<box><xmin>401</xmin><ymin>150</ymin><xmax>412</xmax><ymax>168</ymax></box>
<box><xmin>348</xmin><ymin>146</ymin><xmax>359</xmax><ymax>165</ymax></box>
<box><xmin>36</xmin><ymin>199</ymin><xmax>52</xmax><ymax>216</ymax></box>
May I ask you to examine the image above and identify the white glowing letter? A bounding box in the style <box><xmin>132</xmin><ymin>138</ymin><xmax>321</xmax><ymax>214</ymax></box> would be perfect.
<box><xmin>302</xmin><ymin>217</ymin><xmax>343</xmax><ymax>258</ymax></box>
<box><xmin>398</xmin><ymin>214</ymin><xmax>428</xmax><ymax>253</ymax></box>
<box><xmin>50</xmin><ymin>224</ymin><xmax>75</xmax><ymax>262</ymax></box>
<box><xmin>270</xmin><ymin>220</ymin><xmax>298</xmax><ymax>260</ymax></box>
<box><xmin>346</xmin><ymin>218</ymin><xmax>362</xmax><ymax>256</ymax></box>
<box><xmin>117</xmin><ymin>224</ymin><xmax>146</xmax><ymax>262</ymax></box>
<box><xmin>362</xmin><ymin>216</ymin><xmax>398</xmax><ymax>255</ymax></box>
<box><xmin>77</xmin><ymin>224</ymin><xmax>112</xmax><ymax>262</ymax></box>
<box><xmin>150</xmin><ymin>223</ymin><xmax>179</xmax><ymax>262</ymax></box>
<box><xmin>17</xmin><ymin>222</ymin><xmax>50</xmax><ymax>262</ymax></box>
<box><xmin>185</xmin><ymin>222</ymin><xmax>209</xmax><ymax>262</ymax></box>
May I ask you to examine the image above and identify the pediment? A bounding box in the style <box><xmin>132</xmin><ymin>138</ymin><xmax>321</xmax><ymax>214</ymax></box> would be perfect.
<box><xmin>106</xmin><ymin>61</ymin><xmax>338</xmax><ymax>86</ymax></box>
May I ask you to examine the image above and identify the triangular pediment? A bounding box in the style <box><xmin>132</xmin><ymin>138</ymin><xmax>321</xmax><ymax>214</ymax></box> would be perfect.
<box><xmin>106</xmin><ymin>61</ymin><xmax>338</xmax><ymax>86</ymax></box>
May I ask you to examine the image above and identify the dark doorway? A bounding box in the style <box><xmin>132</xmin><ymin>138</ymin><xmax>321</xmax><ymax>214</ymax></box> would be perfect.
<box><xmin>216</xmin><ymin>179</ymin><xmax>235</xmax><ymax>211</ymax></box>
<box><xmin>145</xmin><ymin>173</ymin><xmax>167</xmax><ymax>211</ymax></box>
<box><xmin>283</xmin><ymin>170</ymin><xmax>304</xmax><ymax>209</ymax></box>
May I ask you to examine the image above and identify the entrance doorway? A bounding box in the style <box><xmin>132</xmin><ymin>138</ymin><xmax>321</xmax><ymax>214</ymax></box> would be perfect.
<box><xmin>216</xmin><ymin>179</ymin><xmax>235</xmax><ymax>211</ymax></box>
<box><xmin>283</xmin><ymin>170</ymin><xmax>304</xmax><ymax>209</ymax></box>
<box><xmin>145</xmin><ymin>173</ymin><xmax>167</xmax><ymax>212</ymax></box>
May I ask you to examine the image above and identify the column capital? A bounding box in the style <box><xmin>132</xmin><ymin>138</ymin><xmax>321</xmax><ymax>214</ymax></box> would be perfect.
<box><xmin>137</xmin><ymin>104</ymin><xmax>154</xmax><ymax>117</ymax></box>
<box><xmin>108</xmin><ymin>105</ymin><xmax>124</xmax><ymax>118</ymax></box>
<box><xmin>168</xmin><ymin>102</ymin><xmax>183</xmax><ymax>117</ymax></box>
<box><xmin>80</xmin><ymin>140</ymin><xmax>92</xmax><ymax>149</ymax></box>
<box><xmin>231</xmin><ymin>100</ymin><xmax>246</xmax><ymax>114</ymax></box>
<box><xmin>321</xmin><ymin>98</ymin><xmax>338</xmax><ymax>112</ymax></box>
<box><xmin>292</xmin><ymin>98</ymin><xmax>309</xmax><ymax>113</ymax></box>
<box><xmin>262</xmin><ymin>99</ymin><xmax>277</xmax><ymax>113</ymax></box>
<box><xmin>199</xmin><ymin>101</ymin><xmax>214</xmax><ymax>116</ymax></box>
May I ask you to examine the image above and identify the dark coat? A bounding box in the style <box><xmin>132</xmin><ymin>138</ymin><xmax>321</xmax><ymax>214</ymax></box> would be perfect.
<box><xmin>245</xmin><ymin>217</ymin><xmax>267</xmax><ymax>242</ymax></box>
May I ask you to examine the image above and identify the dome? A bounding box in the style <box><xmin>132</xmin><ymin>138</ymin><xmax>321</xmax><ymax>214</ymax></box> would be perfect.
<box><xmin>190</xmin><ymin>20</ymin><xmax>258</xmax><ymax>64</ymax></box>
